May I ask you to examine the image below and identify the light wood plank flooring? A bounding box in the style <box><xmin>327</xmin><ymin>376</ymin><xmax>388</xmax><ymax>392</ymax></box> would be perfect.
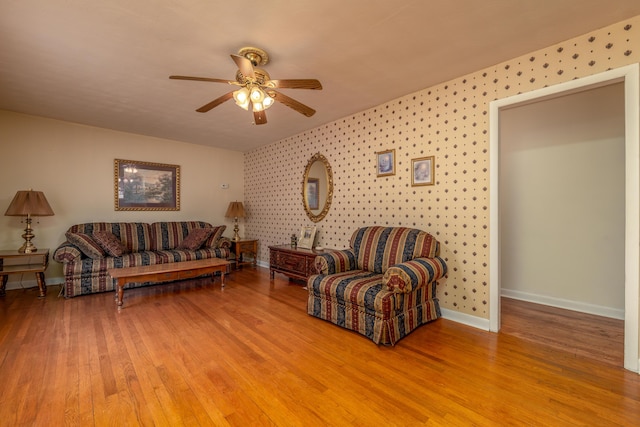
<box><xmin>1</xmin><ymin>267</ymin><xmax>638</xmax><ymax>426</ymax></box>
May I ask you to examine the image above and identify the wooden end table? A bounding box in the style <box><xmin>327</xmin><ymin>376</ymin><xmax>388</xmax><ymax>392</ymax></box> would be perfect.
<box><xmin>230</xmin><ymin>239</ymin><xmax>258</xmax><ymax>268</ymax></box>
<box><xmin>108</xmin><ymin>258</ymin><xmax>230</xmax><ymax>307</ymax></box>
<box><xmin>0</xmin><ymin>249</ymin><xmax>49</xmax><ymax>298</ymax></box>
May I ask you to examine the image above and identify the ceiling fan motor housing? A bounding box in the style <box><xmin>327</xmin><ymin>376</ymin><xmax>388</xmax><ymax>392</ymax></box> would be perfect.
<box><xmin>238</xmin><ymin>46</ymin><xmax>269</xmax><ymax>66</ymax></box>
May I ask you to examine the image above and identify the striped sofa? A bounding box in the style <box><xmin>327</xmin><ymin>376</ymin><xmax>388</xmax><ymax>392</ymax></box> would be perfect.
<box><xmin>307</xmin><ymin>226</ymin><xmax>447</xmax><ymax>345</ymax></box>
<box><xmin>53</xmin><ymin>221</ymin><xmax>230</xmax><ymax>298</ymax></box>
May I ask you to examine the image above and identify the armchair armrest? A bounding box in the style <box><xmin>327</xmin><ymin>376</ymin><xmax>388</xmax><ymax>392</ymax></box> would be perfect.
<box><xmin>53</xmin><ymin>242</ymin><xmax>83</xmax><ymax>263</ymax></box>
<box><xmin>217</xmin><ymin>237</ymin><xmax>231</xmax><ymax>250</ymax></box>
<box><xmin>382</xmin><ymin>257</ymin><xmax>447</xmax><ymax>293</ymax></box>
<box><xmin>314</xmin><ymin>249</ymin><xmax>357</xmax><ymax>275</ymax></box>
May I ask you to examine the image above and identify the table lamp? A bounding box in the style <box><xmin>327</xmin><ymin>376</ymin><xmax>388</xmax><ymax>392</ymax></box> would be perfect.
<box><xmin>5</xmin><ymin>190</ymin><xmax>55</xmax><ymax>253</ymax></box>
<box><xmin>225</xmin><ymin>201</ymin><xmax>245</xmax><ymax>241</ymax></box>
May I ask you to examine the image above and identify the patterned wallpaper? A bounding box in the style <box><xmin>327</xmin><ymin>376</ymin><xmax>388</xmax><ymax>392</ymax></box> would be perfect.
<box><xmin>245</xmin><ymin>16</ymin><xmax>640</xmax><ymax>320</ymax></box>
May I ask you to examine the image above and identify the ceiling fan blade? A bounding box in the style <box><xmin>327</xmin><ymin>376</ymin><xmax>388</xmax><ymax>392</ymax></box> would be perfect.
<box><xmin>253</xmin><ymin>109</ymin><xmax>267</xmax><ymax>125</ymax></box>
<box><xmin>231</xmin><ymin>54</ymin><xmax>255</xmax><ymax>79</ymax></box>
<box><xmin>196</xmin><ymin>92</ymin><xmax>234</xmax><ymax>113</ymax></box>
<box><xmin>268</xmin><ymin>79</ymin><xmax>322</xmax><ymax>90</ymax></box>
<box><xmin>170</xmin><ymin>75</ymin><xmax>234</xmax><ymax>84</ymax></box>
<box><xmin>270</xmin><ymin>91</ymin><xmax>316</xmax><ymax>117</ymax></box>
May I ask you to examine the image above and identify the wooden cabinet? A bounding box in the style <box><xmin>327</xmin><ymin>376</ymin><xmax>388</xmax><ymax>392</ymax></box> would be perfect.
<box><xmin>269</xmin><ymin>245</ymin><xmax>323</xmax><ymax>282</ymax></box>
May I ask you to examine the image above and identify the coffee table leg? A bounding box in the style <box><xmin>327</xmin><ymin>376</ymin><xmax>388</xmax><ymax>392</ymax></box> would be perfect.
<box><xmin>220</xmin><ymin>271</ymin><xmax>225</xmax><ymax>288</ymax></box>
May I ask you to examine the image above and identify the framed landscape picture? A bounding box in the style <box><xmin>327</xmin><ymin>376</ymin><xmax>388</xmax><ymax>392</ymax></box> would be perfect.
<box><xmin>411</xmin><ymin>156</ymin><xmax>435</xmax><ymax>186</ymax></box>
<box><xmin>114</xmin><ymin>159</ymin><xmax>180</xmax><ymax>211</ymax></box>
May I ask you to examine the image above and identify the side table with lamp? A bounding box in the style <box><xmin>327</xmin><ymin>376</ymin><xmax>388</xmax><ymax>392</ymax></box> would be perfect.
<box><xmin>1</xmin><ymin>190</ymin><xmax>55</xmax><ymax>297</ymax></box>
<box><xmin>225</xmin><ymin>201</ymin><xmax>258</xmax><ymax>268</ymax></box>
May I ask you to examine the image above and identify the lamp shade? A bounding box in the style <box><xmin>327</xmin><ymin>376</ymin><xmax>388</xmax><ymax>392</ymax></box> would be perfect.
<box><xmin>5</xmin><ymin>190</ymin><xmax>54</xmax><ymax>216</ymax></box>
<box><xmin>225</xmin><ymin>201</ymin><xmax>245</xmax><ymax>218</ymax></box>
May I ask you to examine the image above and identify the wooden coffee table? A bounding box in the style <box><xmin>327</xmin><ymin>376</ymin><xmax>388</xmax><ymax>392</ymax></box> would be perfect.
<box><xmin>108</xmin><ymin>258</ymin><xmax>230</xmax><ymax>307</ymax></box>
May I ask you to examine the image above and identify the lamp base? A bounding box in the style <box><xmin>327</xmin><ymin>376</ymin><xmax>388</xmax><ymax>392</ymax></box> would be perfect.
<box><xmin>233</xmin><ymin>221</ymin><xmax>240</xmax><ymax>241</ymax></box>
<box><xmin>19</xmin><ymin>243</ymin><xmax>38</xmax><ymax>254</ymax></box>
<box><xmin>19</xmin><ymin>216</ymin><xmax>38</xmax><ymax>253</ymax></box>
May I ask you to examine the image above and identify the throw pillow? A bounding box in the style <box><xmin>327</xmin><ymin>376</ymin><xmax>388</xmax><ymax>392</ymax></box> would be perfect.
<box><xmin>93</xmin><ymin>231</ymin><xmax>128</xmax><ymax>257</ymax></box>
<box><xmin>177</xmin><ymin>228</ymin><xmax>213</xmax><ymax>250</ymax></box>
<box><xmin>203</xmin><ymin>225</ymin><xmax>226</xmax><ymax>248</ymax></box>
<box><xmin>65</xmin><ymin>232</ymin><xmax>105</xmax><ymax>259</ymax></box>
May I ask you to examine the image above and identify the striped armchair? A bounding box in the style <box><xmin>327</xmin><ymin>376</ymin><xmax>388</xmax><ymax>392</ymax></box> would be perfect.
<box><xmin>307</xmin><ymin>226</ymin><xmax>447</xmax><ymax>345</ymax></box>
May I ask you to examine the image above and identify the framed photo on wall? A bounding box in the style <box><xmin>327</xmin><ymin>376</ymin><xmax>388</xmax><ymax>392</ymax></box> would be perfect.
<box><xmin>376</xmin><ymin>149</ymin><xmax>395</xmax><ymax>177</ymax></box>
<box><xmin>411</xmin><ymin>156</ymin><xmax>435</xmax><ymax>186</ymax></box>
<box><xmin>298</xmin><ymin>225</ymin><xmax>317</xmax><ymax>249</ymax></box>
<box><xmin>114</xmin><ymin>159</ymin><xmax>180</xmax><ymax>210</ymax></box>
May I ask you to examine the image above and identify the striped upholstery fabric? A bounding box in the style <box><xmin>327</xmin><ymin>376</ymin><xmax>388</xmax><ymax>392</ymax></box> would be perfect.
<box><xmin>150</xmin><ymin>221</ymin><xmax>213</xmax><ymax>250</ymax></box>
<box><xmin>314</xmin><ymin>249</ymin><xmax>357</xmax><ymax>275</ymax></box>
<box><xmin>383</xmin><ymin>257</ymin><xmax>447</xmax><ymax>293</ymax></box>
<box><xmin>307</xmin><ymin>226</ymin><xmax>446</xmax><ymax>345</ymax></box>
<box><xmin>68</xmin><ymin>222</ymin><xmax>153</xmax><ymax>253</ymax></box>
<box><xmin>54</xmin><ymin>221</ymin><xmax>230</xmax><ymax>298</ymax></box>
<box><xmin>349</xmin><ymin>226</ymin><xmax>439</xmax><ymax>273</ymax></box>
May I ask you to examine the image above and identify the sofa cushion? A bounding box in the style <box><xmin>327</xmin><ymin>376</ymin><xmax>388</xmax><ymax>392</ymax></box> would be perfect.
<box><xmin>203</xmin><ymin>225</ymin><xmax>226</xmax><ymax>248</ymax></box>
<box><xmin>150</xmin><ymin>221</ymin><xmax>215</xmax><ymax>251</ymax></box>
<box><xmin>67</xmin><ymin>223</ymin><xmax>153</xmax><ymax>252</ymax></box>
<box><xmin>177</xmin><ymin>228</ymin><xmax>213</xmax><ymax>250</ymax></box>
<box><xmin>65</xmin><ymin>232</ymin><xmax>105</xmax><ymax>259</ymax></box>
<box><xmin>382</xmin><ymin>257</ymin><xmax>447</xmax><ymax>293</ymax></box>
<box><xmin>93</xmin><ymin>231</ymin><xmax>128</xmax><ymax>257</ymax></box>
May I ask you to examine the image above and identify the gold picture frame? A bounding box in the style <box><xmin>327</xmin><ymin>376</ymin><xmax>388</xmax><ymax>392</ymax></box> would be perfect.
<box><xmin>376</xmin><ymin>149</ymin><xmax>395</xmax><ymax>177</ymax></box>
<box><xmin>411</xmin><ymin>156</ymin><xmax>435</xmax><ymax>186</ymax></box>
<box><xmin>114</xmin><ymin>159</ymin><xmax>180</xmax><ymax>211</ymax></box>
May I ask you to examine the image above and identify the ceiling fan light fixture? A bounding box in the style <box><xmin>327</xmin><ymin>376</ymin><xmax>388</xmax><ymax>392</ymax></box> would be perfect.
<box><xmin>170</xmin><ymin>46</ymin><xmax>321</xmax><ymax>121</ymax></box>
<box><xmin>233</xmin><ymin>87</ymin><xmax>250</xmax><ymax>110</ymax></box>
<box><xmin>249</xmin><ymin>86</ymin><xmax>265</xmax><ymax>103</ymax></box>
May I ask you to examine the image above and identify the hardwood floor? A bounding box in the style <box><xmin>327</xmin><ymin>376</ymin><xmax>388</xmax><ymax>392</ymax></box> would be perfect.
<box><xmin>1</xmin><ymin>267</ymin><xmax>638</xmax><ymax>426</ymax></box>
<box><xmin>500</xmin><ymin>297</ymin><xmax>624</xmax><ymax>367</ymax></box>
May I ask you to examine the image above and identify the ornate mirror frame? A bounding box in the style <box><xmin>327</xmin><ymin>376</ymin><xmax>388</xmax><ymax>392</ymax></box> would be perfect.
<box><xmin>302</xmin><ymin>153</ymin><xmax>333</xmax><ymax>222</ymax></box>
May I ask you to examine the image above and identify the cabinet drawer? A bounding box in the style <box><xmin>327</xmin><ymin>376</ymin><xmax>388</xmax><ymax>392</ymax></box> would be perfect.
<box><xmin>269</xmin><ymin>245</ymin><xmax>320</xmax><ymax>282</ymax></box>
<box><xmin>276</xmin><ymin>252</ymin><xmax>307</xmax><ymax>273</ymax></box>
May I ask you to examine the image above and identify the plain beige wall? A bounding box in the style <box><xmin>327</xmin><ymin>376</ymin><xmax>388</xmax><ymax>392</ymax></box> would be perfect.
<box><xmin>499</xmin><ymin>83</ymin><xmax>625</xmax><ymax>315</ymax></box>
<box><xmin>0</xmin><ymin>110</ymin><xmax>244</xmax><ymax>288</ymax></box>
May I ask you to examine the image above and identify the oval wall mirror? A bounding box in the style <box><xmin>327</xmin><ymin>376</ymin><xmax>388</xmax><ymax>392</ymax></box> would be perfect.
<box><xmin>302</xmin><ymin>153</ymin><xmax>333</xmax><ymax>222</ymax></box>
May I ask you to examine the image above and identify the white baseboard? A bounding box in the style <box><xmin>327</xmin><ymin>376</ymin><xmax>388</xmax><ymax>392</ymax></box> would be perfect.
<box><xmin>440</xmin><ymin>308</ymin><xmax>491</xmax><ymax>331</ymax></box>
<box><xmin>501</xmin><ymin>289</ymin><xmax>624</xmax><ymax>320</ymax></box>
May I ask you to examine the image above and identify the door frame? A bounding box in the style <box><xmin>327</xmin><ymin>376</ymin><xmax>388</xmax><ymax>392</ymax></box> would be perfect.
<box><xmin>489</xmin><ymin>64</ymin><xmax>640</xmax><ymax>372</ymax></box>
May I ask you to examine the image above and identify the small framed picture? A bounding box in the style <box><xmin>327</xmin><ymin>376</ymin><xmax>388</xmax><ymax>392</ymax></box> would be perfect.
<box><xmin>298</xmin><ymin>225</ymin><xmax>317</xmax><ymax>249</ymax></box>
<box><xmin>411</xmin><ymin>156</ymin><xmax>435</xmax><ymax>186</ymax></box>
<box><xmin>376</xmin><ymin>149</ymin><xmax>395</xmax><ymax>177</ymax></box>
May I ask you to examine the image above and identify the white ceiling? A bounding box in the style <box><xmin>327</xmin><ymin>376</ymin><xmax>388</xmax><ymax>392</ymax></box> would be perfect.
<box><xmin>2</xmin><ymin>0</ymin><xmax>640</xmax><ymax>152</ymax></box>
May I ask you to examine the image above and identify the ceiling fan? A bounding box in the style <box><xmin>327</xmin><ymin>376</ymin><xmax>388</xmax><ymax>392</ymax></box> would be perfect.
<box><xmin>170</xmin><ymin>46</ymin><xmax>322</xmax><ymax>125</ymax></box>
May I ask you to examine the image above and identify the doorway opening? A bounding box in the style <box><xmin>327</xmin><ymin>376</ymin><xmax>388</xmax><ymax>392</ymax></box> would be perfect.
<box><xmin>489</xmin><ymin>64</ymin><xmax>640</xmax><ymax>372</ymax></box>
